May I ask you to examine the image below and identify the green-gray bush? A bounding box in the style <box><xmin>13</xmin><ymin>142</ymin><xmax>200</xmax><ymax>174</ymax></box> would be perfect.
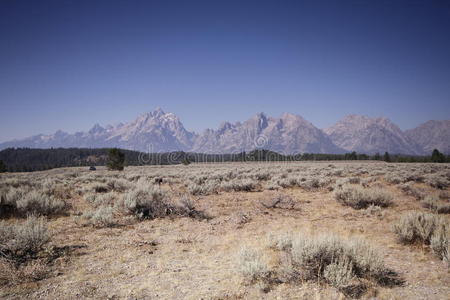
<box><xmin>430</xmin><ymin>222</ymin><xmax>449</xmax><ymax>264</ymax></box>
<box><xmin>323</xmin><ymin>256</ymin><xmax>354</xmax><ymax>288</ymax></box>
<box><xmin>16</xmin><ymin>190</ymin><xmax>66</xmax><ymax>216</ymax></box>
<box><xmin>393</xmin><ymin>211</ymin><xmax>440</xmax><ymax>244</ymax></box>
<box><xmin>395</xmin><ymin>211</ymin><xmax>449</xmax><ymax>265</ymax></box>
<box><xmin>237</xmin><ymin>247</ymin><xmax>269</xmax><ymax>283</ymax></box>
<box><xmin>0</xmin><ymin>216</ymin><xmax>49</xmax><ymax>259</ymax></box>
<box><xmin>335</xmin><ymin>185</ymin><xmax>393</xmax><ymax>209</ymax></box>
<box><xmin>82</xmin><ymin>206</ymin><xmax>114</xmax><ymax>227</ymax></box>
<box><xmin>122</xmin><ymin>186</ymin><xmax>168</xmax><ymax>219</ymax></box>
<box><xmin>274</xmin><ymin>233</ymin><xmax>397</xmax><ymax>290</ymax></box>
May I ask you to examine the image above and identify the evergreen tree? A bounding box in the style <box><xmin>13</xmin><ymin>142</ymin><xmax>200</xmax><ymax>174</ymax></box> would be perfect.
<box><xmin>181</xmin><ymin>157</ymin><xmax>191</xmax><ymax>165</ymax></box>
<box><xmin>106</xmin><ymin>148</ymin><xmax>125</xmax><ymax>170</ymax></box>
<box><xmin>373</xmin><ymin>152</ymin><xmax>381</xmax><ymax>160</ymax></box>
<box><xmin>431</xmin><ymin>149</ymin><xmax>445</xmax><ymax>163</ymax></box>
<box><xmin>383</xmin><ymin>152</ymin><xmax>391</xmax><ymax>162</ymax></box>
<box><xmin>0</xmin><ymin>160</ymin><xmax>6</xmax><ymax>172</ymax></box>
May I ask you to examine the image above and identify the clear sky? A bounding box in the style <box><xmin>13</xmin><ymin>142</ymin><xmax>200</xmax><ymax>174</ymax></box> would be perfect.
<box><xmin>1</xmin><ymin>0</ymin><xmax>449</xmax><ymax>142</ymax></box>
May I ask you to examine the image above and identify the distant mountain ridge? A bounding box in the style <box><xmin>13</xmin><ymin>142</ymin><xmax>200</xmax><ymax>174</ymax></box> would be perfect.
<box><xmin>405</xmin><ymin>120</ymin><xmax>450</xmax><ymax>154</ymax></box>
<box><xmin>191</xmin><ymin>112</ymin><xmax>343</xmax><ymax>154</ymax></box>
<box><xmin>324</xmin><ymin>115</ymin><xmax>423</xmax><ymax>155</ymax></box>
<box><xmin>1</xmin><ymin>108</ymin><xmax>448</xmax><ymax>155</ymax></box>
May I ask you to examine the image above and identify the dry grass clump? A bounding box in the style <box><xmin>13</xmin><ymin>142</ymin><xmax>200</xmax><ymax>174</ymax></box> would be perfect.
<box><xmin>106</xmin><ymin>178</ymin><xmax>133</xmax><ymax>192</ymax></box>
<box><xmin>421</xmin><ymin>195</ymin><xmax>450</xmax><ymax>214</ymax></box>
<box><xmin>221</xmin><ymin>179</ymin><xmax>257</xmax><ymax>192</ymax></box>
<box><xmin>265</xmin><ymin>181</ymin><xmax>281</xmax><ymax>191</ymax></box>
<box><xmin>121</xmin><ymin>185</ymin><xmax>169</xmax><ymax>219</ymax></box>
<box><xmin>334</xmin><ymin>185</ymin><xmax>393</xmax><ymax>209</ymax></box>
<box><xmin>425</xmin><ymin>175</ymin><xmax>449</xmax><ymax>190</ymax></box>
<box><xmin>361</xmin><ymin>205</ymin><xmax>384</xmax><ymax>218</ymax></box>
<box><xmin>41</xmin><ymin>179</ymin><xmax>72</xmax><ymax>200</ymax></box>
<box><xmin>439</xmin><ymin>190</ymin><xmax>450</xmax><ymax>200</ymax></box>
<box><xmin>272</xmin><ymin>176</ymin><xmax>298</xmax><ymax>189</ymax></box>
<box><xmin>399</xmin><ymin>183</ymin><xmax>425</xmax><ymax>200</ymax></box>
<box><xmin>85</xmin><ymin>191</ymin><xmax>117</xmax><ymax>207</ymax></box>
<box><xmin>188</xmin><ymin>180</ymin><xmax>219</xmax><ymax>195</ymax></box>
<box><xmin>430</xmin><ymin>222</ymin><xmax>449</xmax><ymax>264</ymax></box>
<box><xmin>0</xmin><ymin>216</ymin><xmax>51</xmax><ymax>285</ymax></box>
<box><xmin>92</xmin><ymin>183</ymin><xmax>110</xmax><ymax>193</ymax></box>
<box><xmin>1</xmin><ymin>188</ymin><xmax>66</xmax><ymax>217</ymax></box>
<box><xmin>286</xmin><ymin>234</ymin><xmax>393</xmax><ymax>286</ymax></box>
<box><xmin>237</xmin><ymin>247</ymin><xmax>270</xmax><ymax>283</ymax></box>
<box><xmin>82</xmin><ymin>206</ymin><xmax>115</xmax><ymax>227</ymax></box>
<box><xmin>393</xmin><ymin>211</ymin><xmax>440</xmax><ymax>244</ymax></box>
<box><xmin>384</xmin><ymin>174</ymin><xmax>405</xmax><ymax>184</ymax></box>
<box><xmin>121</xmin><ymin>185</ymin><xmax>208</xmax><ymax>220</ymax></box>
<box><xmin>250</xmin><ymin>171</ymin><xmax>271</xmax><ymax>181</ymax></box>
<box><xmin>347</xmin><ymin>177</ymin><xmax>360</xmax><ymax>184</ymax></box>
<box><xmin>394</xmin><ymin>211</ymin><xmax>449</xmax><ymax>265</ymax></box>
<box><xmin>173</xmin><ymin>194</ymin><xmax>210</xmax><ymax>219</ymax></box>
<box><xmin>298</xmin><ymin>177</ymin><xmax>331</xmax><ymax>191</ymax></box>
<box><xmin>16</xmin><ymin>190</ymin><xmax>66</xmax><ymax>216</ymax></box>
<box><xmin>0</xmin><ymin>216</ymin><xmax>49</xmax><ymax>259</ymax></box>
<box><xmin>241</xmin><ymin>232</ymin><xmax>401</xmax><ymax>297</ymax></box>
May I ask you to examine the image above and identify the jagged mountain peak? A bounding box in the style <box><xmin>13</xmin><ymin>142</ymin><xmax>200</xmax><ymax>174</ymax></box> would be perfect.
<box><xmin>88</xmin><ymin>124</ymin><xmax>105</xmax><ymax>134</ymax></box>
<box><xmin>405</xmin><ymin>120</ymin><xmax>450</xmax><ymax>154</ymax></box>
<box><xmin>191</xmin><ymin>112</ymin><xmax>344</xmax><ymax>154</ymax></box>
<box><xmin>0</xmin><ymin>110</ymin><xmax>447</xmax><ymax>155</ymax></box>
<box><xmin>325</xmin><ymin>114</ymin><xmax>422</xmax><ymax>155</ymax></box>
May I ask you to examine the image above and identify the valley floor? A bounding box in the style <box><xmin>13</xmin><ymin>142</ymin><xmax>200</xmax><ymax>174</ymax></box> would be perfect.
<box><xmin>1</xmin><ymin>162</ymin><xmax>449</xmax><ymax>299</ymax></box>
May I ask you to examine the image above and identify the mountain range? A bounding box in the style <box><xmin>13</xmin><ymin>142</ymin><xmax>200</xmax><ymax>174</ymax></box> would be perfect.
<box><xmin>1</xmin><ymin>108</ymin><xmax>448</xmax><ymax>155</ymax></box>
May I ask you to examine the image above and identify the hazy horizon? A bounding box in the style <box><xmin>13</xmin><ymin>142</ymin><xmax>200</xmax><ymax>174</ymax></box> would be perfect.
<box><xmin>1</xmin><ymin>0</ymin><xmax>450</xmax><ymax>142</ymax></box>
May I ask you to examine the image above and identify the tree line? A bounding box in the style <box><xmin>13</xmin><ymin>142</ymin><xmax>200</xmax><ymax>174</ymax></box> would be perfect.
<box><xmin>0</xmin><ymin>147</ymin><xmax>448</xmax><ymax>173</ymax></box>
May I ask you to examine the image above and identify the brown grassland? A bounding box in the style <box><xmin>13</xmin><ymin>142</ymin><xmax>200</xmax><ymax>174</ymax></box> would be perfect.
<box><xmin>1</xmin><ymin>161</ymin><xmax>449</xmax><ymax>299</ymax></box>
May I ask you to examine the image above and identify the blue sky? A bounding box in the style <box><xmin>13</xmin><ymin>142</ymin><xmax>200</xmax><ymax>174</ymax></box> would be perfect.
<box><xmin>1</xmin><ymin>0</ymin><xmax>449</xmax><ymax>142</ymax></box>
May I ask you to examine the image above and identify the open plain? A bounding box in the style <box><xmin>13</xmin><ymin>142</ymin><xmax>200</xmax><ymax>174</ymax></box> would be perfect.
<box><xmin>1</xmin><ymin>161</ymin><xmax>449</xmax><ymax>299</ymax></box>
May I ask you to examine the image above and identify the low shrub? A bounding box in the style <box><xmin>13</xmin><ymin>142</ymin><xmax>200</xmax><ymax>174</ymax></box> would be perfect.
<box><xmin>393</xmin><ymin>211</ymin><xmax>440</xmax><ymax>244</ymax></box>
<box><xmin>121</xmin><ymin>185</ymin><xmax>168</xmax><ymax>219</ymax></box>
<box><xmin>430</xmin><ymin>222</ymin><xmax>449</xmax><ymax>264</ymax></box>
<box><xmin>439</xmin><ymin>190</ymin><xmax>449</xmax><ymax>201</ymax></box>
<box><xmin>221</xmin><ymin>179</ymin><xmax>257</xmax><ymax>192</ymax></box>
<box><xmin>347</xmin><ymin>177</ymin><xmax>361</xmax><ymax>184</ymax></box>
<box><xmin>287</xmin><ymin>234</ymin><xmax>388</xmax><ymax>285</ymax></box>
<box><xmin>237</xmin><ymin>247</ymin><xmax>269</xmax><ymax>283</ymax></box>
<box><xmin>107</xmin><ymin>178</ymin><xmax>132</xmax><ymax>192</ymax></box>
<box><xmin>323</xmin><ymin>255</ymin><xmax>354</xmax><ymax>288</ymax></box>
<box><xmin>1</xmin><ymin>188</ymin><xmax>66</xmax><ymax>217</ymax></box>
<box><xmin>394</xmin><ymin>211</ymin><xmax>449</xmax><ymax>265</ymax></box>
<box><xmin>252</xmin><ymin>172</ymin><xmax>271</xmax><ymax>181</ymax></box>
<box><xmin>16</xmin><ymin>190</ymin><xmax>66</xmax><ymax>216</ymax></box>
<box><xmin>247</xmin><ymin>232</ymin><xmax>401</xmax><ymax>296</ymax></box>
<box><xmin>0</xmin><ymin>216</ymin><xmax>50</xmax><ymax>260</ymax></box>
<box><xmin>265</xmin><ymin>181</ymin><xmax>281</xmax><ymax>190</ymax></box>
<box><xmin>90</xmin><ymin>183</ymin><xmax>110</xmax><ymax>193</ymax></box>
<box><xmin>298</xmin><ymin>178</ymin><xmax>331</xmax><ymax>191</ymax></box>
<box><xmin>82</xmin><ymin>206</ymin><xmax>115</xmax><ymax>227</ymax></box>
<box><xmin>335</xmin><ymin>185</ymin><xmax>393</xmax><ymax>209</ymax></box>
<box><xmin>188</xmin><ymin>180</ymin><xmax>219</xmax><ymax>195</ymax></box>
<box><xmin>385</xmin><ymin>174</ymin><xmax>405</xmax><ymax>184</ymax></box>
<box><xmin>85</xmin><ymin>192</ymin><xmax>117</xmax><ymax>207</ymax></box>
<box><xmin>276</xmin><ymin>176</ymin><xmax>298</xmax><ymax>188</ymax></box>
<box><xmin>362</xmin><ymin>204</ymin><xmax>384</xmax><ymax>218</ymax></box>
<box><xmin>422</xmin><ymin>196</ymin><xmax>450</xmax><ymax>214</ymax></box>
<box><xmin>425</xmin><ymin>175</ymin><xmax>449</xmax><ymax>190</ymax></box>
<box><xmin>399</xmin><ymin>183</ymin><xmax>425</xmax><ymax>200</ymax></box>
